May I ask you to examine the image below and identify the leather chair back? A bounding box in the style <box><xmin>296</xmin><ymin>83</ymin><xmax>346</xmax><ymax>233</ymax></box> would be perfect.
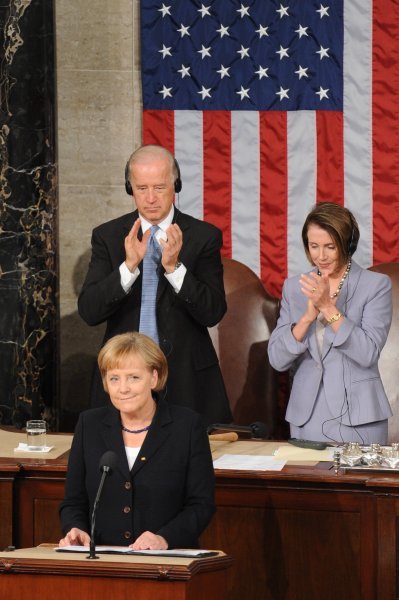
<box><xmin>369</xmin><ymin>263</ymin><xmax>399</xmax><ymax>443</ymax></box>
<box><xmin>209</xmin><ymin>258</ymin><xmax>280</xmax><ymax>436</ymax></box>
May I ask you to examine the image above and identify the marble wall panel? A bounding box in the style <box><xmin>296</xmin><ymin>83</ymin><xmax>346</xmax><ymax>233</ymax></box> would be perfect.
<box><xmin>57</xmin><ymin>70</ymin><xmax>134</xmax><ymax>187</ymax></box>
<box><xmin>59</xmin><ymin>186</ymin><xmax>133</xmax><ymax>313</ymax></box>
<box><xmin>56</xmin><ymin>0</ymin><xmax>133</xmax><ymax>72</ymax></box>
<box><xmin>0</xmin><ymin>0</ymin><xmax>57</xmax><ymax>426</ymax></box>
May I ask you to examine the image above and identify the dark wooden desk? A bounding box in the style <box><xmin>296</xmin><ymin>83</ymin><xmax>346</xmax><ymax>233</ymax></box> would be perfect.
<box><xmin>0</xmin><ymin>545</ymin><xmax>232</xmax><ymax>600</ymax></box>
<box><xmin>1</xmin><ymin>449</ymin><xmax>399</xmax><ymax>599</ymax></box>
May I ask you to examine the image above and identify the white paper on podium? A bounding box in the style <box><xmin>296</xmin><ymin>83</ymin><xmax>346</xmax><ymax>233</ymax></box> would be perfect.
<box><xmin>273</xmin><ymin>445</ymin><xmax>336</xmax><ymax>462</ymax></box>
<box><xmin>55</xmin><ymin>546</ymin><xmax>217</xmax><ymax>557</ymax></box>
<box><xmin>213</xmin><ymin>454</ymin><xmax>286</xmax><ymax>471</ymax></box>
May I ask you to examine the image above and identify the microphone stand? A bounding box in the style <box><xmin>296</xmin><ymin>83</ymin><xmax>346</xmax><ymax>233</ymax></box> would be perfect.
<box><xmin>87</xmin><ymin>466</ymin><xmax>110</xmax><ymax>560</ymax></box>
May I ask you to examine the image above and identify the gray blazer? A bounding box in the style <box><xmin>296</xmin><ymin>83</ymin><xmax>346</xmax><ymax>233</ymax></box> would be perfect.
<box><xmin>268</xmin><ymin>261</ymin><xmax>393</xmax><ymax>427</ymax></box>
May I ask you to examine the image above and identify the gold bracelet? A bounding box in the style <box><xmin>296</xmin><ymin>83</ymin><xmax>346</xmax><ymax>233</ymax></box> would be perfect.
<box><xmin>327</xmin><ymin>312</ymin><xmax>343</xmax><ymax>325</ymax></box>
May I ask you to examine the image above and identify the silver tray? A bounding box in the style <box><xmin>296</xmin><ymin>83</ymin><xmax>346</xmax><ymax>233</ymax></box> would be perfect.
<box><xmin>340</xmin><ymin>463</ymin><xmax>399</xmax><ymax>473</ymax></box>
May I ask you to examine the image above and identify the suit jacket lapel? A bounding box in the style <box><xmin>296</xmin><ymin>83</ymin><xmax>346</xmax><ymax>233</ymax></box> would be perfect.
<box><xmin>320</xmin><ymin>260</ymin><xmax>362</xmax><ymax>360</ymax></box>
<box><xmin>131</xmin><ymin>398</ymin><xmax>173</xmax><ymax>478</ymax></box>
<box><xmin>122</xmin><ymin>210</ymin><xmax>139</xmax><ymax>236</ymax></box>
<box><xmin>100</xmin><ymin>407</ymin><xmax>131</xmax><ymax>480</ymax></box>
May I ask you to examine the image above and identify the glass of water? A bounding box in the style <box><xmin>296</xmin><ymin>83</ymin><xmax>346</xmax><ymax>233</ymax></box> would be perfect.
<box><xmin>26</xmin><ymin>420</ymin><xmax>47</xmax><ymax>450</ymax></box>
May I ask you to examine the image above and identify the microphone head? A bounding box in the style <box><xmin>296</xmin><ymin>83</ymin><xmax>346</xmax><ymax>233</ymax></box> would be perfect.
<box><xmin>250</xmin><ymin>422</ymin><xmax>270</xmax><ymax>439</ymax></box>
<box><xmin>98</xmin><ymin>450</ymin><xmax>118</xmax><ymax>473</ymax></box>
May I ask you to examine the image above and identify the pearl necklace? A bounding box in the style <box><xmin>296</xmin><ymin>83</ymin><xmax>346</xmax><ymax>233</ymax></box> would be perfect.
<box><xmin>121</xmin><ymin>424</ymin><xmax>151</xmax><ymax>434</ymax></box>
<box><xmin>318</xmin><ymin>259</ymin><xmax>351</xmax><ymax>299</ymax></box>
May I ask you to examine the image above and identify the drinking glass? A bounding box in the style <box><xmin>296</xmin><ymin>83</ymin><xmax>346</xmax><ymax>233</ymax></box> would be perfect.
<box><xmin>26</xmin><ymin>420</ymin><xmax>47</xmax><ymax>450</ymax></box>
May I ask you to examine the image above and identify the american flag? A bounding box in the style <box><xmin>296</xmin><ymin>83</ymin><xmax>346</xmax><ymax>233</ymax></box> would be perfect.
<box><xmin>140</xmin><ymin>0</ymin><xmax>399</xmax><ymax>297</ymax></box>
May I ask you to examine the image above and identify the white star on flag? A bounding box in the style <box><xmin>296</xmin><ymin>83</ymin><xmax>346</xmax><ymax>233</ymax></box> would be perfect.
<box><xmin>158</xmin><ymin>4</ymin><xmax>171</xmax><ymax>18</ymax></box>
<box><xmin>316</xmin><ymin>5</ymin><xmax>330</xmax><ymax>19</ymax></box>
<box><xmin>255</xmin><ymin>66</ymin><xmax>269</xmax><ymax>79</ymax></box>
<box><xmin>177</xmin><ymin>65</ymin><xmax>191</xmax><ymax>78</ymax></box>
<box><xmin>316</xmin><ymin>86</ymin><xmax>329</xmax><ymax>100</ymax></box>
<box><xmin>159</xmin><ymin>45</ymin><xmax>172</xmax><ymax>59</ymax></box>
<box><xmin>198</xmin><ymin>45</ymin><xmax>211</xmax><ymax>59</ymax></box>
<box><xmin>237</xmin><ymin>4</ymin><xmax>250</xmax><ymax>18</ymax></box>
<box><xmin>217</xmin><ymin>24</ymin><xmax>229</xmax><ymax>38</ymax></box>
<box><xmin>255</xmin><ymin>24</ymin><xmax>269</xmax><ymax>38</ymax></box>
<box><xmin>237</xmin><ymin>86</ymin><xmax>250</xmax><ymax>100</ymax></box>
<box><xmin>217</xmin><ymin>65</ymin><xmax>230</xmax><ymax>79</ymax></box>
<box><xmin>295</xmin><ymin>25</ymin><xmax>309</xmax><ymax>38</ymax></box>
<box><xmin>276</xmin><ymin>4</ymin><xmax>289</xmax><ymax>18</ymax></box>
<box><xmin>177</xmin><ymin>24</ymin><xmax>190</xmax><ymax>38</ymax></box>
<box><xmin>198</xmin><ymin>86</ymin><xmax>211</xmax><ymax>99</ymax></box>
<box><xmin>237</xmin><ymin>45</ymin><xmax>250</xmax><ymax>59</ymax></box>
<box><xmin>316</xmin><ymin>46</ymin><xmax>330</xmax><ymax>59</ymax></box>
<box><xmin>159</xmin><ymin>85</ymin><xmax>172</xmax><ymax>98</ymax></box>
<box><xmin>198</xmin><ymin>4</ymin><xmax>211</xmax><ymax>18</ymax></box>
<box><xmin>276</xmin><ymin>45</ymin><xmax>289</xmax><ymax>60</ymax></box>
<box><xmin>295</xmin><ymin>65</ymin><xmax>309</xmax><ymax>79</ymax></box>
<box><xmin>276</xmin><ymin>86</ymin><xmax>289</xmax><ymax>100</ymax></box>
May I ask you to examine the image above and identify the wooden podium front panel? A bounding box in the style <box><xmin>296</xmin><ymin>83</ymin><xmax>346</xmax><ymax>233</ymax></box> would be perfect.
<box><xmin>15</xmin><ymin>468</ymin><xmax>66</xmax><ymax>548</ymax></box>
<box><xmin>201</xmin><ymin>483</ymin><xmax>376</xmax><ymax>600</ymax></box>
<box><xmin>0</xmin><ymin>571</ymin><xmax>229</xmax><ymax>600</ymax></box>
<box><xmin>0</xmin><ymin>478</ymin><xmax>14</xmax><ymax>550</ymax></box>
<box><xmin>376</xmin><ymin>494</ymin><xmax>399</xmax><ymax>599</ymax></box>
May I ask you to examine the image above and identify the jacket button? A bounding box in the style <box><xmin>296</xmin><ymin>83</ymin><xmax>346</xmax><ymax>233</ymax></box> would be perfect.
<box><xmin>124</xmin><ymin>531</ymin><xmax>132</xmax><ymax>539</ymax></box>
<box><xmin>124</xmin><ymin>481</ymin><xmax>131</xmax><ymax>489</ymax></box>
<box><xmin>123</xmin><ymin>506</ymin><xmax>131</xmax><ymax>513</ymax></box>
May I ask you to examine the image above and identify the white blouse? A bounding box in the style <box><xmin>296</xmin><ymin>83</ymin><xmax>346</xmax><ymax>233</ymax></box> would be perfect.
<box><xmin>124</xmin><ymin>446</ymin><xmax>141</xmax><ymax>470</ymax></box>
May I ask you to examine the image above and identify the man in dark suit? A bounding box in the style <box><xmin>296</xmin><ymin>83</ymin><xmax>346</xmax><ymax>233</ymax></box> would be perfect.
<box><xmin>78</xmin><ymin>144</ymin><xmax>232</xmax><ymax>425</ymax></box>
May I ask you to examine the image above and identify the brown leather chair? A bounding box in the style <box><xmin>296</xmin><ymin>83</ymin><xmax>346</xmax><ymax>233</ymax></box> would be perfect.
<box><xmin>209</xmin><ymin>258</ymin><xmax>280</xmax><ymax>437</ymax></box>
<box><xmin>369</xmin><ymin>263</ymin><xmax>399</xmax><ymax>442</ymax></box>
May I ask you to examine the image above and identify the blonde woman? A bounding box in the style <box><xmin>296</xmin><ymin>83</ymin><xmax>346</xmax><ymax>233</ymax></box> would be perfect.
<box><xmin>59</xmin><ymin>332</ymin><xmax>215</xmax><ymax>549</ymax></box>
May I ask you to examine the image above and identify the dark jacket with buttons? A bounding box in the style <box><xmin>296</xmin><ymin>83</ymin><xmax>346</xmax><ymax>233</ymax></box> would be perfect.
<box><xmin>78</xmin><ymin>208</ymin><xmax>231</xmax><ymax>425</ymax></box>
<box><xmin>59</xmin><ymin>399</ymin><xmax>215</xmax><ymax>548</ymax></box>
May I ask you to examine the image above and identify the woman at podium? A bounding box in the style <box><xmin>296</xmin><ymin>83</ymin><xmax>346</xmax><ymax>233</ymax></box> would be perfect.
<box><xmin>59</xmin><ymin>332</ymin><xmax>215</xmax><ymax>549</ymax></box>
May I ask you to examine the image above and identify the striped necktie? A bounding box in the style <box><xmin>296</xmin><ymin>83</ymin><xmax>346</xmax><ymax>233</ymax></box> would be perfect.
<box><xmin>139</xmin><ymin>225</ymin><xmax>161</xmax><ymax>344</ymax></box>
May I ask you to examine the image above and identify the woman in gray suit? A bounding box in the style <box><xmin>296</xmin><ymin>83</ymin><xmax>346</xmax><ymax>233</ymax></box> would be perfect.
<box><xmin>59</xmin><ymin>331</ymin><xmax>215</xmax><ymax>549</ymax></box>
<box><xmin>268</xmin><ymin>203</ymin><xmax>392</xmax><ymax>444</ymax></box>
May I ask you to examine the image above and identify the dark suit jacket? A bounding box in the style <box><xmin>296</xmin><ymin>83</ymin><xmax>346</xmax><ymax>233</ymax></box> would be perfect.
<box><xmin>59</xmin><ymin>399</ymin><xmax>215</xmax><ymax>548</ymax></box>
<box><xmin>78</xmin><ymin>208</ymin><xmax>232</xmax><ymax>425</ymax></box>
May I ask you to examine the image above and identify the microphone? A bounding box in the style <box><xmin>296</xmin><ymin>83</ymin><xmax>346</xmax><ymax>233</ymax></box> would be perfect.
<box><xmin>207</xmin><ymin>422</ymin><xmax>270</xmax><ymax>439</ymax></box>
<box><xmin>87</xmin><ymin>450</ymin><xmax>118</xmax><ymax>560</ymax></box>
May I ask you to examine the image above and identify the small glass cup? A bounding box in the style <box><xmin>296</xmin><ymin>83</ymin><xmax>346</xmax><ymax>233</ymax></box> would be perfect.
<box><xmin>26</xmin><ymin>420</ymin><xmax>47</xmax><ymax>451</ymax></box>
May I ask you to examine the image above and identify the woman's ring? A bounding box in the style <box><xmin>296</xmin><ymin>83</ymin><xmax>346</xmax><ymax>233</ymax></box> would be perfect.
<box><xmin>311</xmin><ymin>287</ymin><xmax>316</xmax><ymax>293</ymax></box>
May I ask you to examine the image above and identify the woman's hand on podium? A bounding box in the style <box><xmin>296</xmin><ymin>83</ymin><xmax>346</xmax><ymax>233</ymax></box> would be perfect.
<box><xmin>59</xmin><ymin>527</ymin><xmax>91</xmax><ymax>547</ymax></box>
<box><xmin>129</xmin><ymin>530</ymin><xmax>168</xmax><ymax>550</ymax></box>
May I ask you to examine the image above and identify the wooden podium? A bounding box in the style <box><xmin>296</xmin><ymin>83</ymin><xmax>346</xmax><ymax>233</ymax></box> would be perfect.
<box><xmin>0</xmin><ymin>545</ymin><xmax>233</xmax><ymax>600</ymax></box>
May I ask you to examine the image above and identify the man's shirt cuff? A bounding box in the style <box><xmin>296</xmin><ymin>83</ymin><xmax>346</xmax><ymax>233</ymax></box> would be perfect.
<box><xmin>164</xmin><ymin>263</ymin><xmax>187</xmax><ymax>293</ymax></box>
<box><xmin>120</xmin><ymin>262</ymin><xmax>140</xmax><ymax>292</ymax></box>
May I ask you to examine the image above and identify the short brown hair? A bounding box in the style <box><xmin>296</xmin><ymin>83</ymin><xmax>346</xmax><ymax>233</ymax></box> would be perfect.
<box><xmin>302</xmin><ymin>202</ymin><xmax>359</xmax><ymax>265</ymax></box>
<box><xmin>98</xmin><ymin>332</ymin><xmax>168</xmax><ymax>393</ymax></box>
